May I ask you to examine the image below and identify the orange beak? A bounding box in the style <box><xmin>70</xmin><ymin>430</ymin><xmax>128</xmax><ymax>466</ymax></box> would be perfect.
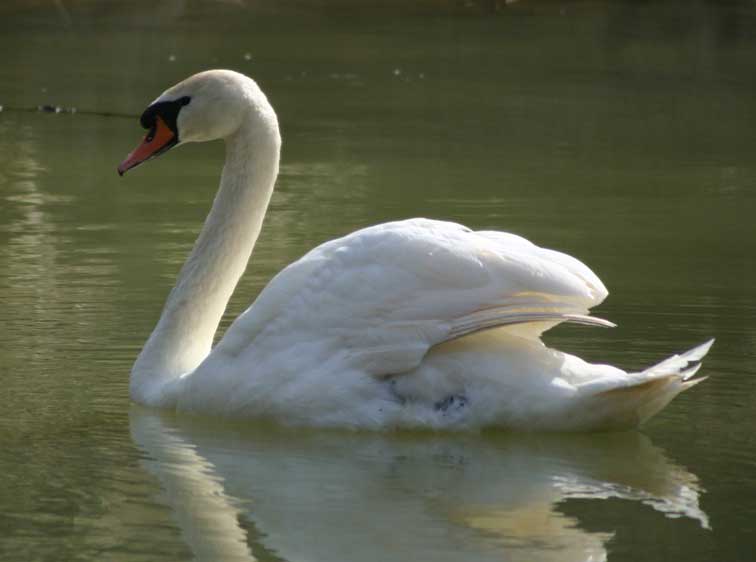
<box><xmin>117</xmin><ymin>116</ymin><xmax>177</xmax><ymax>176</ymax></box>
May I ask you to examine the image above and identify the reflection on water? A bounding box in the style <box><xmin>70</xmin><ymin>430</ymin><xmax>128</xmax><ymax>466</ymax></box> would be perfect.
<box><xmin>132</xmin><ymin>410</ymin><xmax>707</xmax><ymax>562</ymax></box>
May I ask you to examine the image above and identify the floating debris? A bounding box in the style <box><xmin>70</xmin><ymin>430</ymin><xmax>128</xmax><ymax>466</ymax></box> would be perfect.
<box><xmin>243</xmin><ymin>52</ymin><xmax>252</xmax><ymax>61</ymax></box>
<box><xmin>0</xmin><ymin>105</ymin><xmax>134</xmax><ymax>119</ymax></box>
<box><xmin>393</xmin><ymin>68</ymin><xmax>402</xmax><ymax>76</ymax></box>
<box><xmin>35</xmin><ymin>105</ymin><xmax>80</xmax><ymax>114</ymax></box>
<box><xmin>168</xmin><ymin>54</ymin><xmax>176</xmax><ymax>62</ymax></box>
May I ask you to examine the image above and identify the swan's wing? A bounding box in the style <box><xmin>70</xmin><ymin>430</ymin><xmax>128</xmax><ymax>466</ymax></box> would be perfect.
<box><xmin>215</xmin><ymin>218</ymin><xmax>609</xmax><ymax>377</ymax></box>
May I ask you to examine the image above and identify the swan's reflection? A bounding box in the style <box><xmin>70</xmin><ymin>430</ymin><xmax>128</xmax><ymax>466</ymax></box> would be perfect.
<box><xmin>131</xmin><ymin>409</ymin><xmax>708</xmax><ymax>562</ymax></box>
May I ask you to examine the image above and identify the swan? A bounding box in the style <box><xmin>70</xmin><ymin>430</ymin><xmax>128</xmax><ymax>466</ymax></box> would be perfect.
<box><xmin>118</xmin><ymin>69</ymin><xmax>713</xmax><ymax>431</ymax></box>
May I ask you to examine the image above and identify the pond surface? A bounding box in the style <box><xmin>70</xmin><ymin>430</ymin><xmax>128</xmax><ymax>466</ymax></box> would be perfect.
<box><xmin>1</xmin><ymin>1</ymin><xmax>755</xmax><ymax>560</ymax></box>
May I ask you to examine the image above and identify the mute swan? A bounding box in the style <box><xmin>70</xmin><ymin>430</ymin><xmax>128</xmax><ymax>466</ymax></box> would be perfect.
<box><xmin>118</xmin><ymin>69</ymin><xmax>713</xmax><ymax>430</ymax></box>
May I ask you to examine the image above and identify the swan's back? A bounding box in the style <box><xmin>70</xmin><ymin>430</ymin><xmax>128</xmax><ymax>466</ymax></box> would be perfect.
<box><xmin>215</xmin><ymin>218</ymin><xmax>607</xmax><ymax>363</ymax></box>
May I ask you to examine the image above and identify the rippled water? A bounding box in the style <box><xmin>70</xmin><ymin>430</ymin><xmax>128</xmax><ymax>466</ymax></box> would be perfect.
<box><xmin>1</xmin><ymin>1</ymin><xmax>755</xmax><ymax>561</ymax></box>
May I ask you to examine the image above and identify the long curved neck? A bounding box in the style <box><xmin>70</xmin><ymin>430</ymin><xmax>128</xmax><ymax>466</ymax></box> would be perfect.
<box><xmin>131</xmin><ymin>109</ymin><xmax>280</xmax><ymax>406</ymax></box>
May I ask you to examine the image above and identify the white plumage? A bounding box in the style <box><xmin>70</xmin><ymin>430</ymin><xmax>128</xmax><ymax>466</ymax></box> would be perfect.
<box><xmin>120</xmin><ymin>70</ymin><xmax>713</xmax><ymax>430</ymax></box>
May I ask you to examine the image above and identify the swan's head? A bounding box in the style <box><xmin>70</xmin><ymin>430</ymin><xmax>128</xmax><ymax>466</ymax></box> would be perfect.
<box><xmin>118</xmin><ymin>69</ymin><xmax>275</xmax><ymax>175</ymax></box>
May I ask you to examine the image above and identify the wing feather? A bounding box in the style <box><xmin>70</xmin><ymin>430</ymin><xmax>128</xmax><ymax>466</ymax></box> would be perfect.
<box><xmin>213</xmin><ymin>219</ymin><xmax>611</xmax><ymax>377</ymax></box>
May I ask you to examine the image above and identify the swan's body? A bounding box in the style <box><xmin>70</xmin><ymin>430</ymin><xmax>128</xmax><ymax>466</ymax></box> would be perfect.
<box><xmin>119</xmin><ymin>70</ymin><xmax>712</xmax><ymax>431</ymax></box>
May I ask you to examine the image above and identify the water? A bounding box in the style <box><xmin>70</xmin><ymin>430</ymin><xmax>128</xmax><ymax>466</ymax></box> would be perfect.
<box><xmin>1</xmin><ymin>1</ymin><xmax>755</xmax><ymax>560</ymax></box>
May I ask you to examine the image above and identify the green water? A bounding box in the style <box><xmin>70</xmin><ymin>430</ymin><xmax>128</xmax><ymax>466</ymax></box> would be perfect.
<box><xmin>1</xmin><ymin>1</ymin><xmax>755</xmax><ymax>560</ymax></box>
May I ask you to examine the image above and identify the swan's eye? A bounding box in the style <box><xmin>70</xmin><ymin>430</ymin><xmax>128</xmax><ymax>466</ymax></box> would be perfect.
<box><xmin>140</xmin><ymin>108</ymin><xmax>157</xmax><ymax>130</ymax></box>
<box><xmin>139</xmin><ymin>96</ymin><xmax>191</xmax><ymax>136</ymax></box>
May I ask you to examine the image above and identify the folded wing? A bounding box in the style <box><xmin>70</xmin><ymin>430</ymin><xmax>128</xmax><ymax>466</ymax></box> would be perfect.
<box><xmin>214</xmin><ymin>219</ymin><xmax>610</xmax><ymax>377</ymax></box>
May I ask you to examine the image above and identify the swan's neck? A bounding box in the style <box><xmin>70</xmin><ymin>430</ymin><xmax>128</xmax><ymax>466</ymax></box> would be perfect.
<box><xmin>131</xmin><ymin>110</ymin><xmax>280</xmax><ymax>406</ymax></box>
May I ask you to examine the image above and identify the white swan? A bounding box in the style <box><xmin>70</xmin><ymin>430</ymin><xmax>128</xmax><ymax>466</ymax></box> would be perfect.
<box><xmin>118</xmin><ymin>69</ymin><xmax>713</xmax><ymax>431</ymax></box>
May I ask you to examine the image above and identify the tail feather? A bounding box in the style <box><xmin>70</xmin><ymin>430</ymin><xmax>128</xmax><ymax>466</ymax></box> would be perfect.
<box><xmin>575</xmin><ymin>339</ymin><xmax>714</xmax><ymax>431</ymax></box>
<box><xmin>641</xmin><ymin>339</ymin><xmax>714</xmax><ymax>379</ymax></box>
<box><xmin>679</xmin><ymin>362</ymin><xmax>702</xmax><ymax>381</ymax></box>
